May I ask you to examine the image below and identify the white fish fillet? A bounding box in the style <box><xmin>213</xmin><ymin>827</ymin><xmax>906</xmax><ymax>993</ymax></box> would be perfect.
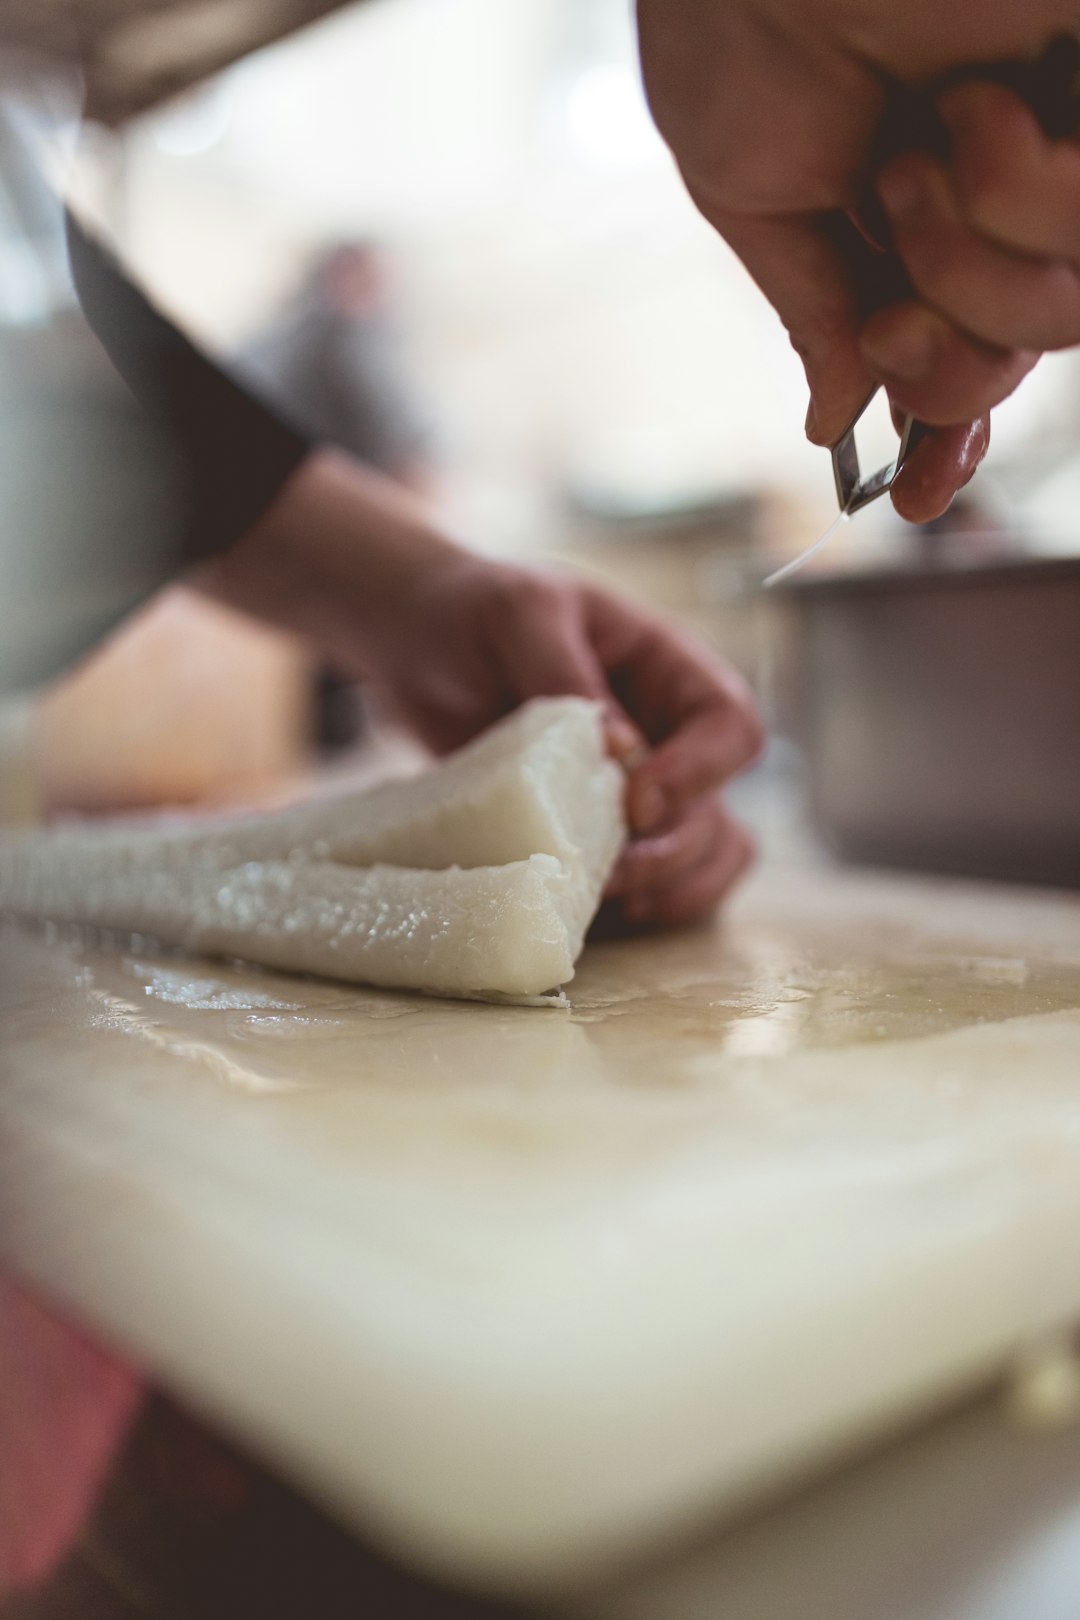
<box><xmin>0</xmin><ymin>698</ymin><xmax>626</xmax><ymax>1002</ymax></box>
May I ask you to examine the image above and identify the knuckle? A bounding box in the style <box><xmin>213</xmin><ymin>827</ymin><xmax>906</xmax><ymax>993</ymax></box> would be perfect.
<box><xmin>787</xmin><ymin>297</ymin><xmax>858</xmax><ymax>368</ymax></box>
<box><xmin>957</xmin><ymin>152</ymin><xmax>1027</xmax><ymax>244</ymax></box>
<box><xmin>489</xmin><ymin>569</ymin><xmax>563</xmax><ymax>623</ymax></box>
<box><xmin>715</xmin><ymin>682</ymin><xmax>765</xmax><ymax>768</ymax></box>
<box><xmin>899</xmin><ymin>230</ymin><xmax>955</xmax><ymax>304</ymax></box>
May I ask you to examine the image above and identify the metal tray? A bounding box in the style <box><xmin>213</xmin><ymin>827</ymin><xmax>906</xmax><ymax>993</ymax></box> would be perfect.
<box><xmin>775</xmin><ymin>557</ymin><xmax>1080</xmax><ymax>886</ymax></box>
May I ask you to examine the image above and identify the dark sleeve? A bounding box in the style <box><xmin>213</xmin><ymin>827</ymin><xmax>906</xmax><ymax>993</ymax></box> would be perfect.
<box><xmin>65</xmin><ymin>211</ymin><xmax>312</xmax><ymax>565</ymax></box>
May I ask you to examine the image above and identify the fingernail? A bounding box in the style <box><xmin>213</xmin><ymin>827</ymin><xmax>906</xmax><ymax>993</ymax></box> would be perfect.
<box><xmin>878</xmin><ymin>165</ymin><xmax>923</xmax><ymax>220</ymax></box>
<box><xmin>862</xmin><ymin>314</ymin><xmax>938</xmax><ymax>383</ymax></box>
<box><xmin>632</xmin><ymin>782</ymin><xmax>666</xmax><ymax>834</ymax></box>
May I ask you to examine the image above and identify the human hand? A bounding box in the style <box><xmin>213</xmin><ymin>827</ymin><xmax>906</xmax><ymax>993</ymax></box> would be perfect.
<box><xmin>197</xmin><ymin>451</ymin><xmax>762</xmax><ymax>929</ymax></box>
<box><xmin>866</xmin><ymin>79</ymin><xmax>1080</xmax><ymax>428</ymax></box>
<box><xmin>636</xmin><ymin>0</ymin><xmax>1069</xmax><ymax>521</ymax></box>
<box><xmin>360</xmin><ymin>547</ymin><xmax>762</xmax><ymax>930</ymax></box>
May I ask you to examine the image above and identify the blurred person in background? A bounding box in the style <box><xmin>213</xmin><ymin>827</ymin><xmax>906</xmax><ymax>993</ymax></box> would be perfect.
<box><xmin>235</xmin><ymin>241</ymin><xmax>434</xmax><ymax>497</ymax></box>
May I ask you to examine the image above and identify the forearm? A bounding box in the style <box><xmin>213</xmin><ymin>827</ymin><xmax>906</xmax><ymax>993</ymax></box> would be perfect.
<box><xmin>192</xmin><ymin>447</ymin><xmax>464</xmax><ymax>672</ymax></box>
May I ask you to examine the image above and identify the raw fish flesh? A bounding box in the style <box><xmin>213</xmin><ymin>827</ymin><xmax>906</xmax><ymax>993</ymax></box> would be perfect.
<box><xmin>0</xmin><ymin>699</ymin><xmax>625</xmax><ymax>1002</ymax></box>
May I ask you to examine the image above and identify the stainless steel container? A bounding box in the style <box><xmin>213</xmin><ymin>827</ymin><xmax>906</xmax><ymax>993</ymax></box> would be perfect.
<box><xmin>776</xmin><ymin>558</ymin><xmax>1080</xmax><ymax>886</ymax></box>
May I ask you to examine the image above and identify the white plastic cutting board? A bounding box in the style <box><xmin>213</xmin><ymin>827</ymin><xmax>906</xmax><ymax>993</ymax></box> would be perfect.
<box><xmin>3</xmin><ymin>864</ymin><xmax>1080</xmax><ymax>1595</ymax></box>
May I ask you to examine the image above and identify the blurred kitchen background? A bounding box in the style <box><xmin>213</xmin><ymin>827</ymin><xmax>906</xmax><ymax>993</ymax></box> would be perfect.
<box><xmin>5</xmin><ymin>0</ymin><xmax>1080</xmax><ymax>861</ymax></box>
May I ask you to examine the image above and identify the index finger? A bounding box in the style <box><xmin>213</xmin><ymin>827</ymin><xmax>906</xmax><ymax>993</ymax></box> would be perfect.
<box><xmin>629</xmin><ymin>710</ymin><xmax>762</xmax><ymax>834</ymax></box>
<box><xmin>584</xmin><ymin>590</ymin><xmax>763</xmax><ymax>833</ymax></box>
<box><xmin>716</xmin><ymin>210</ymin><xmax>877</xmax><ymax>447</ymax></box>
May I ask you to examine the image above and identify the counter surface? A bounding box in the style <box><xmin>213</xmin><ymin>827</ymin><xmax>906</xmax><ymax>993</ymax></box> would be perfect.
<box><xmin>3</xmin><ymin>864</ymin><xmax>1080</xmax><ymax>1594</ymax></box>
